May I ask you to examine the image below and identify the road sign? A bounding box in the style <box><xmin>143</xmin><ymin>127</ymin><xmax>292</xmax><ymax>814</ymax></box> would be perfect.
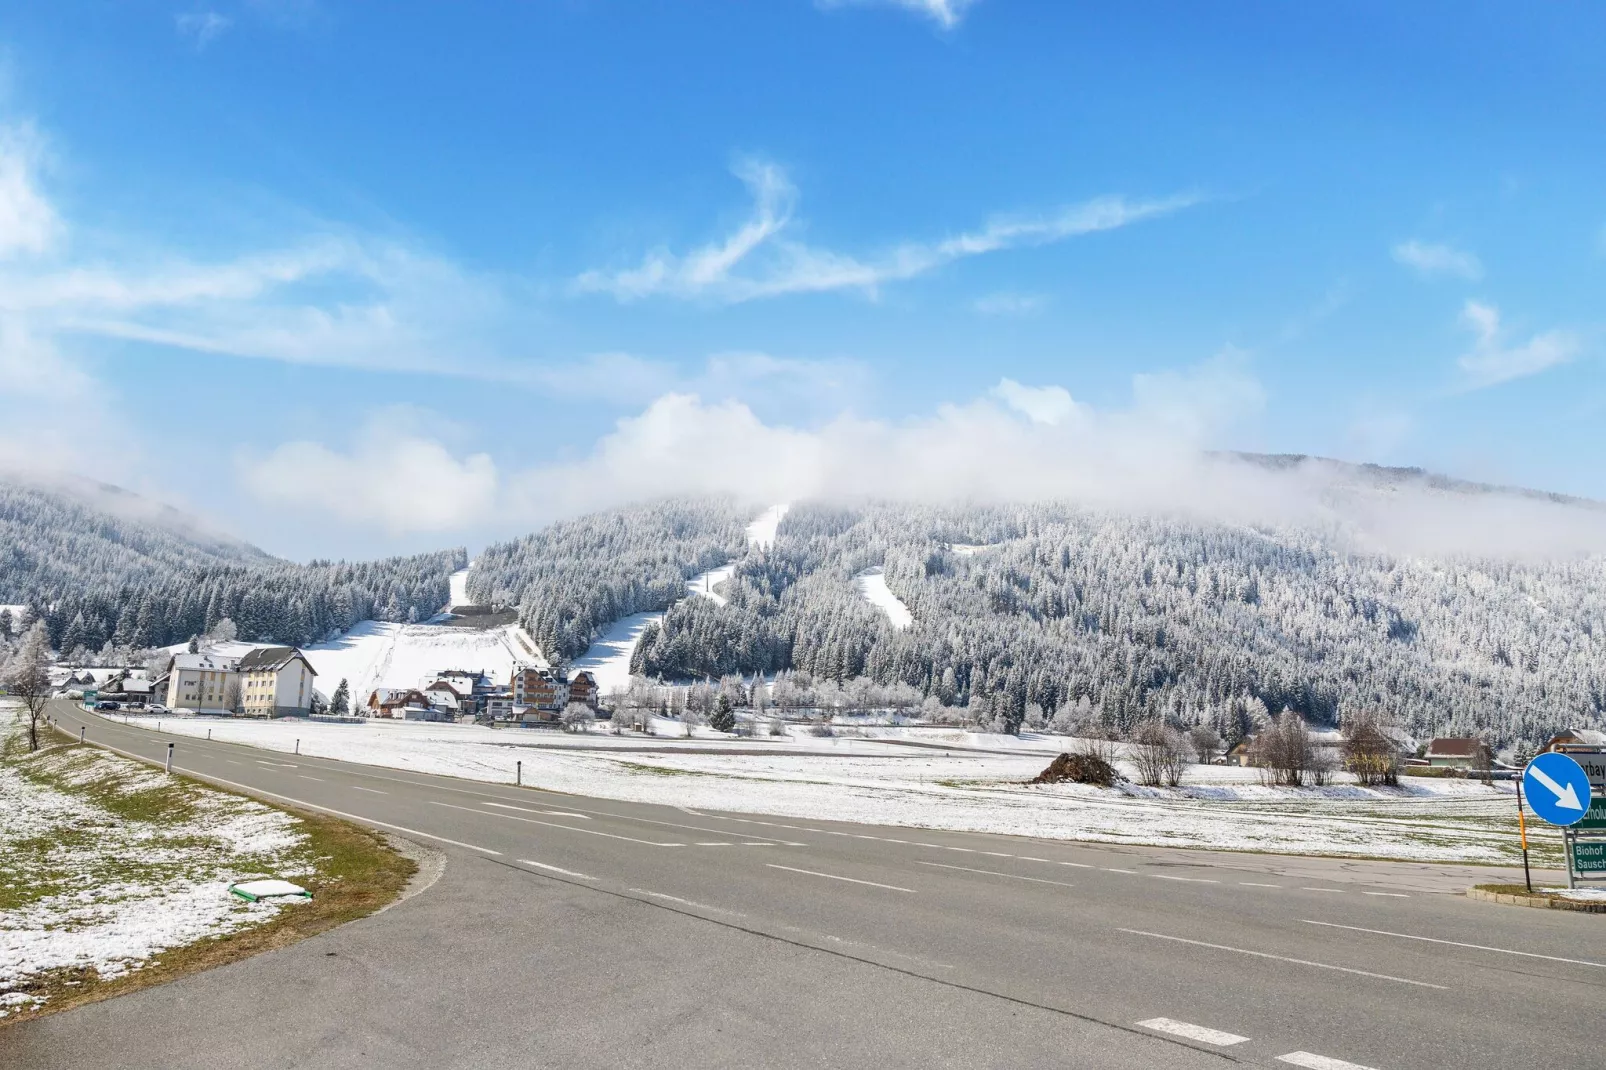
<box><xmin>1562</xmin><ymin>750</ymin><xmax>1606</xmax><ymax>829</ymax></box>
<box><xmin>1524</xmin><ymin>752</ymin><xmax>1592</xmax><ymax>827</ymax></box>
<box><xmin>1572</xmin><ymin>839</ymin><xmax>1606</xmax><ymax>874</ymax></box>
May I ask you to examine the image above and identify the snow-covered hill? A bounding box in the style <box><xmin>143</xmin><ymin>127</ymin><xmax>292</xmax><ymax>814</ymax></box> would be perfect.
<box><xmin>302</xmin><ymin>621</ymin><xmax>539</xmax><ymax>706</ymax></box>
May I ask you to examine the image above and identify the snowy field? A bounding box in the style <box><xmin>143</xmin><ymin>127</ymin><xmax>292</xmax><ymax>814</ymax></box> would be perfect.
<box><xmin>854</xmin><ymin>568</ymin><xmax>914</xmax><ymax>630</ymax></box>
<box><xmin>301</xmin><ymin>620</ymin><xmax>540</xmax><ymax>705</ymax></box>
<box><xmin>0</xmin><ymin>706</ymin><xmax>312</xmax><ymax>1018</ymax></box>
<box><xmin>746</xmin><ymin>502</ymin><xmax>790</xmax><ymax>550</ymax></box>
<box><xmin>121</xmin><ymin>714</ymin><xmax>1537</xmax><ymax>864</ymax></box>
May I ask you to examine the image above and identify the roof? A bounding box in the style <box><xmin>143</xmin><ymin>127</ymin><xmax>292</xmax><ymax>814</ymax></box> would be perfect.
<box><xmin>425</xmin><ymin>681</ymin><xmax>463</xmax><ymax>697</ymax></box>
<box><xmin>172</xmin><ymin>652</ymin><xmax>240</xmax><ymax>672</ymax></box>
<box><xmin>1551</xmin><ymin>728</ymin><xmax>1606</xmax><ymax>746</ymax></box>
<box><xmin>237</xmin><ymin>646</ymin><xmax>314</xmax><ymax>674</ymax></box>
<box><xmin>1426</xmin><ymin>737</ymin><xmax>1488</xmax><ymax>757</ymax></box>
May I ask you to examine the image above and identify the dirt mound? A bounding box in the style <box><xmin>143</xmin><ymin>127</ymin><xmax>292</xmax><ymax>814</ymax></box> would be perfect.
<box><xmin>1031</xmin><ymin>751</ymin><xmax>1118</xmax><ymax>787</ymax></box>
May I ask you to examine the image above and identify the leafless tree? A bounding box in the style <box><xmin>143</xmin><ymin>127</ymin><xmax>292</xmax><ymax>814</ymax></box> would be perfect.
<box><xmin>1074</xmin><ymin>728</ymin><xmax>1121</xmax><ymax>771</ymax></box>
<box><xmin>560</xmin><ymin>702</ymin><xmax>595</xmax><ymax>733</ymax></box>
<box><xmin>1188</xmin><ymin>725</ymin><xmax>1222</xmax><ymax>765</ymax></box>
<box><xmin>1249</xmin><ymin>711</ymin><xmax>1327</xmax><ymax>787</ymax></box>
<box><xmin>1342</xmin><ymin>710</ymin><xmax>1400</xmax><ymax>786</ymax></box>
<box><xmin>3</xmin><ymin>621</ymin><xmax>53</xmax><ymax>751</ymax></box>
<box><xmin>1130</xmin><ymin>720</ymin><xmax>1188</xmax><ymax>787</ymax></box>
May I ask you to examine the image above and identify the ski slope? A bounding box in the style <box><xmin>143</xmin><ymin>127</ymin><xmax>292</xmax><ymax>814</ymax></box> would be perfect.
<box><xmin>302</xmin><ymin>621</ymin><xmax>534</xmax><ymax>705</ymax></box>
<box><xmin>855</xmin><ymin>568</ymin><xmax>914</xmax><ymax>630</ymax></box>
<box><xmin>448</xmin><ymin>566</ymin><xmax>473</xmax><ymax>609</ymax></box>
<box><xmin>570</xmin><ymin>504</ymin><xmax>789</xmax><ymax>694</ymax></box>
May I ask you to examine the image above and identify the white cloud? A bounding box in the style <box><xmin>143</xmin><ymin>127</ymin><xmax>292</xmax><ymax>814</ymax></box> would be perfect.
<box><xmin>818</xmin><ymin>0</ymin><xmax>981</xmax><ymax>29</ymax></box>
<box><xmin>239</xmin><ymin>421</ymin><xmax>499</xmax><ymax>535</ymax></box>
<box><xmin>575</xmin><ymin>158</ymin><xmax>1197</xmax><ymax>303</ymax></box>
<box><xmin>990</xmin><ymin>379</ymin><xmax>1077</xmax><ymax>425</ymax></box>
<box><xmin>972</xmin><ymin>291</ymin><xmax>1047</xmax><ymax>316</ymax></box>
<box><xmin>1455</xmin><ymin>300</ymin><xmax>1578</xmax><ymax>390</ymax></box>
<box><xmin>176</xmin><ymin>11</ymin><xmax>233</xmax><ymax>49</ymax></box>
<box><xmin>240</xmin><ymin>358</ymin><xmax>1263</xmax><ymax>534</ymax></box>
<box><xmin>1392</xmin><ymin>240</ymin><xmax>1482</xmax><ymax>281</ymax></box>
<box><xmin>0</xmin><ymin>124</ymin><xmax>59</xmax><ymax>258</ymax></box>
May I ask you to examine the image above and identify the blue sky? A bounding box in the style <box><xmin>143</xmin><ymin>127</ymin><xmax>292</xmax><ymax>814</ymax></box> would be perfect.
<box><xmin>0</xmin><ymin>0</ymin><xmax>1601</xmax><ymax>559</ymax></box>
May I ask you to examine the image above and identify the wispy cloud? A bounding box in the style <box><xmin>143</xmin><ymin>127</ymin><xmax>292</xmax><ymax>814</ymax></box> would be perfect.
<box><xmin>972</xmin><ymin>291</ymin><xmax>1048</xmax><ymax>316</ymax></box>
<box><xmin>575</xmin><ymin>158</ymin><xmax>1197</xmax><ymax>303</ymax></box>
<box><xmin>1392</xmin><ymin>239</ymin><xmax>1482</xmax><ymax>281</ymax></box>
<box><xmin>176</xmin><ymin>11</ymin><xmax>233</xmax><ymax>49</ymax></box>
<box><xmin>817</xmin><ymin>0</ymin><xmax>981</xmax><ymax>30</ymax></box>
<box><xmin>1456</xmin><ymin>300</ymin><xmax>1578</xmax><ymax>390</ymax></box>
<box><xmin>0</xmin><ymin>123</ymin><xmax>59</xmax><ymax>258</ymax></box>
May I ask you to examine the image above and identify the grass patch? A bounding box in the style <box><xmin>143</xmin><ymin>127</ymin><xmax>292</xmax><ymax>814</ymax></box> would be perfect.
<box><xmin>1</xmin><ymin>718</ymin><xmax>415</xmax><ymax>1027</ymax></box>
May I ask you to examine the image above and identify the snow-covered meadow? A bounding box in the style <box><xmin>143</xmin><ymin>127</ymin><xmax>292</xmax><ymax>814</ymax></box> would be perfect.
<box><xmin>0</xmin><ymin>706</ymin><xmax>314</xmax><ymax>1018</ymax></box>
<box><xmin>123</xmin><ymin>713</ymin><xmax>1537</xmax><ymax>865</ymax></box>
<box><xmin>301</xmin><ymin>620</ymin><xmax>543</xmax><ymax>706</ymax></box>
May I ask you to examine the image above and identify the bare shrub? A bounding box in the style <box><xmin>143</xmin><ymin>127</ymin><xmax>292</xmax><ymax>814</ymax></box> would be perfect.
<box><xmin>1342</xmin><ymin>710</ymin><xmax>1399</xmax><ymax>786</ymax></box>
<box><xmin>1188</xmin><ymin>725</ymin><xmax>1222</xmax><ymax>765</ymax></box>
<box><xmin>1249</xmin><ymin>711</ymin><xmax>1321</xmax><ymax>787</ymax></box>
<box><xmin>1130</xmin><ymin>720</ymin><xmax>1188</xmax><ymax>787</ymax></box>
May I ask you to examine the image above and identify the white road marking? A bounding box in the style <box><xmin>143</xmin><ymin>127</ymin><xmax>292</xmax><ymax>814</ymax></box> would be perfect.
<box><xmin>352</xmin><ymin>786</ymin><xmax>387</xmax><ymax>794</ymax></box>
<box><xmin>1104</xmin><ymin>868</ymin><xmax>1139</xmax><ymax>874</ymax></box>
<box><xmin>225</xmin><ymin>759</ymin><xmax>242</xmax><ymax>765</ymax></box>
<box><xmin>767</xmin><ymin>864</ymin><xmax>917</xmax><ymax>894</ymax></box>
<box><xmin>629</xmin><ymin>888</ymin><xmax>747</xmax><ymax>917</ymax></box>
<box><xmin>483</xmin><ymin>801</ymin><xmax>592</xmax><ymax>819</ymax></box>
<box><xmin>428</xmin><ymin>801</ymin><xmax>685</xmax><ymax>847</ymax></box>
<box><xmin>1301</xmin><ymin>887</ymin><xmax>1345</xmax><ymax>893</ymax></box>
<box><xmin>1020</xmin><ymin>856</ymin><xmax>1050</xmax><ymax>863</ymax></box>
<box><xmin>1362</xmin><ymin>891</ymin><xmax>1409</xmax><ymax>898</ymax></box>
<box><xmin>1151</xmin><ymin>875</ymin><xmax>1219</xmax><ymax>883</ymax></box>
<box><xmin>916</xmin><ymin>860</ymin><xmax>1077</xmax><ymax>888</ymax></box>
<box><xmin>518</xmin><ymin>859</ymin><xmax>595</xmax><ymax>880</ymax></box>
<box><xmin>1057</xmin><ymin>861</ymin><xmax>1097</xmax><ymax>869</ymax></box>
<box><xmin>1277</xmin><ymin>1052</ymin><xmax>1380</xmax><ymax>1070</ymax></box>
<box><xmin>1118</xmin><ymin>929</ymin><xmax>1447</xmax><ymax>989</ymax></box>
<box><xmin>1302</xmin><ymin>920</ymin><xmax>1606</xmax><ymax>968</ymax></box>
<box><xmin>697</xmin><ymin>842</ymin><xmax>733</xmax><ymax>846</ymax></box>
<box><xmin>1240</xmin><ymin>882</ymin><xmax>1282</xmax><ymax>888</ymax></box>
<box><xmin>1136</xmin><ymin>1018</ymin><xmax>1249</xmax><ymax>1046</ymax></box>
<box><xmin>298</xmin><ymin>775</ymin><xmax>324</xmax><ymax>782</ymax></box>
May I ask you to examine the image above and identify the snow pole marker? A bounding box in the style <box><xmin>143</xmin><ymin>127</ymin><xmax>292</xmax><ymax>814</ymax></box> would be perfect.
<box><xmin>1516</xmin><ymin>773</ymin><xmax>1532</xmax><ymax>893</ymax></box>
<box><xmin>165</xmin><ymin>741</ymin><xmax>174</xmax><ymax>774</ymax></box>
<box><xmin>517</xmin><ymin>760</ymin><xmax>522</xmax><ymax>786</ymax></box>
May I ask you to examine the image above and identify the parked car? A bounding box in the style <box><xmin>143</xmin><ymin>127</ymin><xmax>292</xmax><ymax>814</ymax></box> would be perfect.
<box><xmin>95</xmin><ymin>700</ymin><xmax>120</xmax><ymax>711</ymax></box>
<box><xmin>147</xmin><ymin>704</ymin><xmax>167</xmax><ymax>714</ymax></box>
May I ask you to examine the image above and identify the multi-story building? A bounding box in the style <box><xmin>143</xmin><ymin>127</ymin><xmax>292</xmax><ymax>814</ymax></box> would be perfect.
<box><xmin>237</xmin><ymin>647</ymin><xmax>318</xmax><ymax>718</ymax></box>
<box><xmin>566</xmin><ymin>670</ymin><xmax>599</xmax><ymax>709</ymax></box>
<box><xmin>167</xmin><ymin>651</ymin><xmax>242</xmax><ymax>711</ymax></box>
<box><xmin>511</xmin><ymin>665</ymin><xmax>568</xmax><ymax>711</ymax></box>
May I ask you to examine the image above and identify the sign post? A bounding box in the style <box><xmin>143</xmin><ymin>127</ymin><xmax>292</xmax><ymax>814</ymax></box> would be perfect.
<box><xmin>1516</xmin><ymin>776</ymin><xmax>1532</xmax><ymax>892</ymax></box>
<box><xmin>1523</xmin><ymin>751</ymin><xmax>1597</xmax><ymax>890</ymax></box>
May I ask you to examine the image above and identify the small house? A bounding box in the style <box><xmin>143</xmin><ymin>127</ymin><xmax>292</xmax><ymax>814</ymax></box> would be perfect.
<box><xmin>1425</xmin><ymin>737</ymin><xmax>1492</xmax><ymax>769</ymax></box>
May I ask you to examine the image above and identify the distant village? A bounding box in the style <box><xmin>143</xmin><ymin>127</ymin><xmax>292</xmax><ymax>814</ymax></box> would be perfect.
<box><xmin>54</xmin><ymin>640</ymin><xmax>601</xmax><ymax>728</ymax></box>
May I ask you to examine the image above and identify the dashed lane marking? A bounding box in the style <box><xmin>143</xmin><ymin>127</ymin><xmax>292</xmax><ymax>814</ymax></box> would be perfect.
<box><xmin>1277</xmin><ymin>1052</ymin><xmax>1380</xmax><ymax>1070</ymax></box>
<box><xmin>482</xmin><ymin>801</ymin><xmax>591</xmax><ymax>819</ymax></box>
<box><xmin>1302</xmin><ymin>920</ymin><xmax>1606</xmax><ymax>968</ymax></box>
<box><xmin>1151</xmin><ymin>875</ymin><xmax>1219</xmax><ymax>884</ymax></box>
<box><xmin>916</xmin><ymin>860</ymin><xmax>1077</xmax><ymax>889</ymax></box>
<box><xmin>1301</xmin><ymin>888</ymin><xmax>1345</xmax><ymax>894</ymax></box>
<box><xmin>629</xmin><ymin>888</ymin><xmax>748</xmax><ymax>917</ymax></box>
<box><xmin>518</xmin><ymin>859</ymin><xmax>596</xmax><ymax>881</ymax></box>
<box><xmin>767</xmin><ymin>864</ymin><xmax>917</xmax><ymax>894</ymax></box>
<box><xmin>352</xmin><ymin>786</ymin><xmax>387</xmax><ymax>794</ymax></box>
<box><xmin>429</xmin><ymin>801</ymin><xmax>685</xmax><ymax>847</ymax></box>
<box><xmin>1135</xmin><ymin>1018</ymin><xmax>1249</xmax><ymax>1046</ymax></box>
<box><xmin>1240</xmin><ymin>882</ymin><xmax>1282</xmax><ymax>888</ymax></box>
<box><xmin>1361</xmin><ymin>892</ymin><xmax>1410</xmax><ymax>898</ymax></box>
<box><xmin>298</xmin><ymin>776</ymin><xmax>324</xmax><ymax>782</ymax></box>
<box><xmin>1118</xmin><ymin>929</ymin><xmax>1448</xmax><ymax>989</ymax></box>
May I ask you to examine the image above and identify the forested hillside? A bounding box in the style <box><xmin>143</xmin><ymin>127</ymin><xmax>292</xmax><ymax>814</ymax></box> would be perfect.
<box><xmin>0</xmin><ymin>476</ymin><xmax>463</xmax><ymax>658</ymax></box>
<box><xmin>468</xmin><ymin>499</ymin><xmax>750</xmax><ymax>662</ymax></box>
<box><xmin>478</xmin><ymin>474</ymin><xmax>1605</xmax><ymax>749</ymax></box>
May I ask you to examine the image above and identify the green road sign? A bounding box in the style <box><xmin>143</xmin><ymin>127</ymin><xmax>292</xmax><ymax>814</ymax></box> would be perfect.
<box><xmin>1571</xmin><ymin>838</ymin><xmax>1606</xmax><ymax>874</ymax></box>
<box><xmin>1569</xmin><ymin>751</ymin><xmax>1606</xmax><ymax>830</ymax></box>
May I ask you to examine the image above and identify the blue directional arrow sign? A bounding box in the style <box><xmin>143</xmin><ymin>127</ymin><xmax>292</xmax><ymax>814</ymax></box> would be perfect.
<box><xmin>1524</xmin><ymin>752</ymin><xmax>1593</xmax><ymax>827</ymax></box>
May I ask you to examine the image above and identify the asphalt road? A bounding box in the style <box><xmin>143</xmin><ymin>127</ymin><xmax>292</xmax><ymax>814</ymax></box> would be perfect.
<box><xmin>9</xmin><ymin>706</ymin><xmax>1599</xmax><ymax>1070</ymax></box>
